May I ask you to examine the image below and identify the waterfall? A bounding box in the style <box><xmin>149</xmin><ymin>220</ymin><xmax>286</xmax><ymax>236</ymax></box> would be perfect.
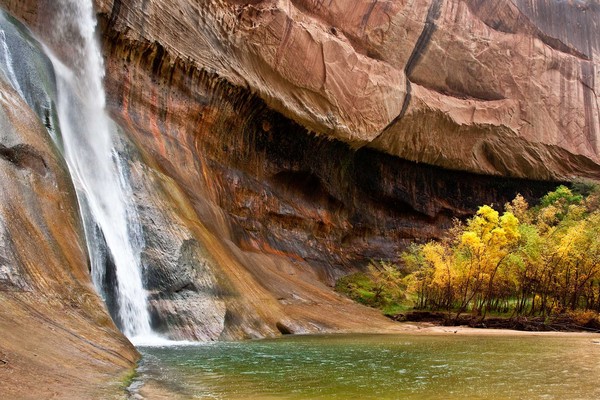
<box><xmin>46</xmin><ymin>1</ymin><xmax>153</xmax><ymax>340</ymax></box>
<box><xmin>0</xmin><ymin>30</ymin><xmax>24</xmax><ymax>98</ymax></box>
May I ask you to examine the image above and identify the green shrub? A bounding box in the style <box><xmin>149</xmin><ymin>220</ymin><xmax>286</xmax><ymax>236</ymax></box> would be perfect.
<box><xmin>335</xmin><ymin>261</ymin><xmax>408</xmax><ymax>313</ymax></box>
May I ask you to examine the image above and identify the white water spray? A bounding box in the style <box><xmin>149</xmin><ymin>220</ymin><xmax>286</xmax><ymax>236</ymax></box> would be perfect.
<box><xmin>0</xmin><ymin>29</ymin><xmax>24</xmax><ymax>98</ymax></box>
<box><xmin>48</xmin><ymin>1</ymin><xmax>152</xmax><ymax>339</ymax></box>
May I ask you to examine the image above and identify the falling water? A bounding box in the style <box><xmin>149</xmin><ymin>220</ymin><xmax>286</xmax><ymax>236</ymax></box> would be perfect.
<box><xmin>0</xmin><ymin>30</ymin><xmax>24</xmax><ymax>98</ymax></box>
<box><xmin>47</xmin><ymin>0</ymin><xmax>152</xmax><ymax>339</ymax></box>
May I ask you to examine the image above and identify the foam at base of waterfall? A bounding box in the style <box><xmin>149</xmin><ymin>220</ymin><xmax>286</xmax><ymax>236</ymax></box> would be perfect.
<box><xmin>130</xmin><ymin>334</ymin><xmax>207</xmax><ymax>348</ymax></box>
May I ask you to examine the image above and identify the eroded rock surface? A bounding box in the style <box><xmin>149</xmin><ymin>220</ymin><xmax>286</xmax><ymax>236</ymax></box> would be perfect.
<box><xmin>95</xmin><ymin>5</ymin><xmax>554</xmax><ymax>341</ymax></box>
<box><xmin>0</xmin><ymin>11</ymin><xmax>137</xmax><ymax>399</ymax></box>
<box><xmin>92</xmin><ymin>0</ymin><xmax>600</xmax><ymax>180</ymax></box>
<box><xmin>89</xmin><ymin>0</ymin><xmax>597</xmax><ymax>341</ymax></box>
<box><xmin>0</xmin><ymin>0</ymin><xmax>598</xmax><ymax>347</ymax></box>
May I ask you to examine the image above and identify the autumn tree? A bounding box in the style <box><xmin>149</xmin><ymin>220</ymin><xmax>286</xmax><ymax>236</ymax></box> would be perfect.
<box><xmin>367</xmin><ymin>261</ymin><xmax>405</xmax><ymax>306</ymax></box>
<box><xmin>454</xmin><ymin>206</ymin><xmax>521</xmax><ymax>317</ymax></box>
<box><xmin>401</xmin><ymin>244</ymin><xmax>431</xmax><ymax>309</ymax></box>
<box><xmin>342</xmin><ymin>185</ymin><xmax>600</xmax><ymax>320</ymax></box>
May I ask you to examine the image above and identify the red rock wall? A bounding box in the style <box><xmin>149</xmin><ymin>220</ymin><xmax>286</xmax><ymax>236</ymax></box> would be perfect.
<box><xmin>0</xmin><ymin>55</ymin><xmax>137</xmax><ymax>399</ymax></box>
<box><xmin>2</xmin><ymin>1</ymin><xmax>599</xmax><ymax>180</ymax></box>
<box><xmin>0</xmin><ymin>0</ymin><xmax>597</xmax><ymax>344</ymax></box>
<box><xmin>92</xmin><ymin>0</ymin><xmax>600</xmax><ymax>180</ymax></box>
<box><xmin>100</xmin><ymin>27</ymin><xmax>556</xmax><ymax>279</ymax></box>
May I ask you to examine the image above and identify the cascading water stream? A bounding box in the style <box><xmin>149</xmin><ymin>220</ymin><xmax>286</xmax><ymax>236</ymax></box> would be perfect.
<box><xmin>0</xmin><ymin>30</ymin><xmax>24</xmax><ymax>98</ymax></box>
<box><xmin>46</xmin><ymin>0</ymin><xmax>153</xmax><ymax>340</ymax></box>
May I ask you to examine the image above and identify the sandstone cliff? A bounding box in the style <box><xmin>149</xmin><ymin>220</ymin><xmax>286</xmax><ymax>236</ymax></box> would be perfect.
<box><xmin>91</xmin><ymin>0</ymin><xmax>595</xmax><ymax>340</ymax></box>
<box><xmin>0</xmin><ymin>11</ymin><xmax>137</xmax><ymax>399</ymax></box>
<box><xmin>2</xmin><ymin>0</ymin><xmax>597</xmax><ymax>343</ymax></box>
<box><xmin>0</xmin><ymin>0</ymin><xmax>598</xmax><ymax>355</ymax></box>
<box><xmin>95</xmin><ymin>0</ymin><xmax>600</xmax><ymax>181</ymax></box>
<box><xmin>5</xmin><ymin>0</ymin><xmax>599</xmax><ymax>180</ymax></box>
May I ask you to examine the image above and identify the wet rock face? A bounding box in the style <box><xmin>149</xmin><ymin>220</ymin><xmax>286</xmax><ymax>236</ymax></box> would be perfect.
<box><xmin>0</xmin><ymin>11</ymin><xmax>137</xmax><ymax>398</ymax></box>
<box><xmin>124</xmin><ymin>142</ymin><xmax>228</xmax><ymax>341</ymax></box>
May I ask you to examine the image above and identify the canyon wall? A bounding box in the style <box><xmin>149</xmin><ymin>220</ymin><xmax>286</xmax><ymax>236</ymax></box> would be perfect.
<box><xmin>93</xmin><ymin>0</ymin><xmax>596</xmax><ymax>340</ymax></box>
<box><xmin>96</xmin><ymin>0</ymin><xmax>599</xmax><ymax>181</ymax></box>
<box><xmin>0</xmin><ymin>11</ymin><xmax>137</xmax><ymax>399</ymax></box>
<box><xmin>89</xmin><ymin>0</ymin><xmax>597</xmax><ymax>338</ymax></box>
<box><xmin>5</xmin><ymin>0</ymin><xmax>599</xmax><ymax>179</ymax></box>
<box><xmin>0</xmin><ymin>0</ymin><xmax>598</xmax><ymax>351</ymax></box>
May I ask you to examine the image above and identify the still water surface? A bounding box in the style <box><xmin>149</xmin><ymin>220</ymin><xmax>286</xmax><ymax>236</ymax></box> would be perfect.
<box><xmin>135</xmin><ymin>333</ymin><xmax>600</xmax><ymax>399</ymax></box>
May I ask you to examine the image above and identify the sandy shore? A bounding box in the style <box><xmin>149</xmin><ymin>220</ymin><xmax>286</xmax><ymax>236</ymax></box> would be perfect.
<box><xmin>402</xmin><ymin>322</ymin><xmax>600</xmax><ymax>337</ymax></box>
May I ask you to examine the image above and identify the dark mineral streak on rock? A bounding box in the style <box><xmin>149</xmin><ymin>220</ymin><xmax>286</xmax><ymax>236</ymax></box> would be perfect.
<box><xmin>379</xmin><ymin>0</ymin><xmax>443</xmax><ymax>138</ymax></box>
<box><xmin>406</xmin><ymin>0</ymin><xmax>443</xmax><ymax>77</ymax></box>
<box><xmin>108</xmin><ymin>0</ymin><xmax>122</xmax><ymax>28</ymax></box>
<box><xmin>514</xmin><ymin>0</ymin><xmax>600</xmax><ymax>59</ymax></box>
<box><xmin>0</xmin><ymin>144</ymin><xmax>48</xmax><ymax>176</ymax></box>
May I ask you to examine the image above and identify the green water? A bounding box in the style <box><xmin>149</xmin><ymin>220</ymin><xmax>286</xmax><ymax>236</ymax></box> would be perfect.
<box><xmin>135</xmin><ymin>334</ymin><xmax>600</xmax><ymax>399</ymax></box>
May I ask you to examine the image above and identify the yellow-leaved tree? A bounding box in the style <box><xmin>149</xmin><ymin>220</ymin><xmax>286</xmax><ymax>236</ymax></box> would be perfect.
<box><xmin>421</xmin><ymin>241</ymin><xmax>455</xmax><ymax>311</ymax></box>
<box><xmin>361</xmin><ymin>185</ymin><xmax>600</xmax><ymax>320</ymax></box>
<box><xmin>454</xmin><ymin>206</ymin><xmax>520</xmax><ymax>317</ymax></box>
